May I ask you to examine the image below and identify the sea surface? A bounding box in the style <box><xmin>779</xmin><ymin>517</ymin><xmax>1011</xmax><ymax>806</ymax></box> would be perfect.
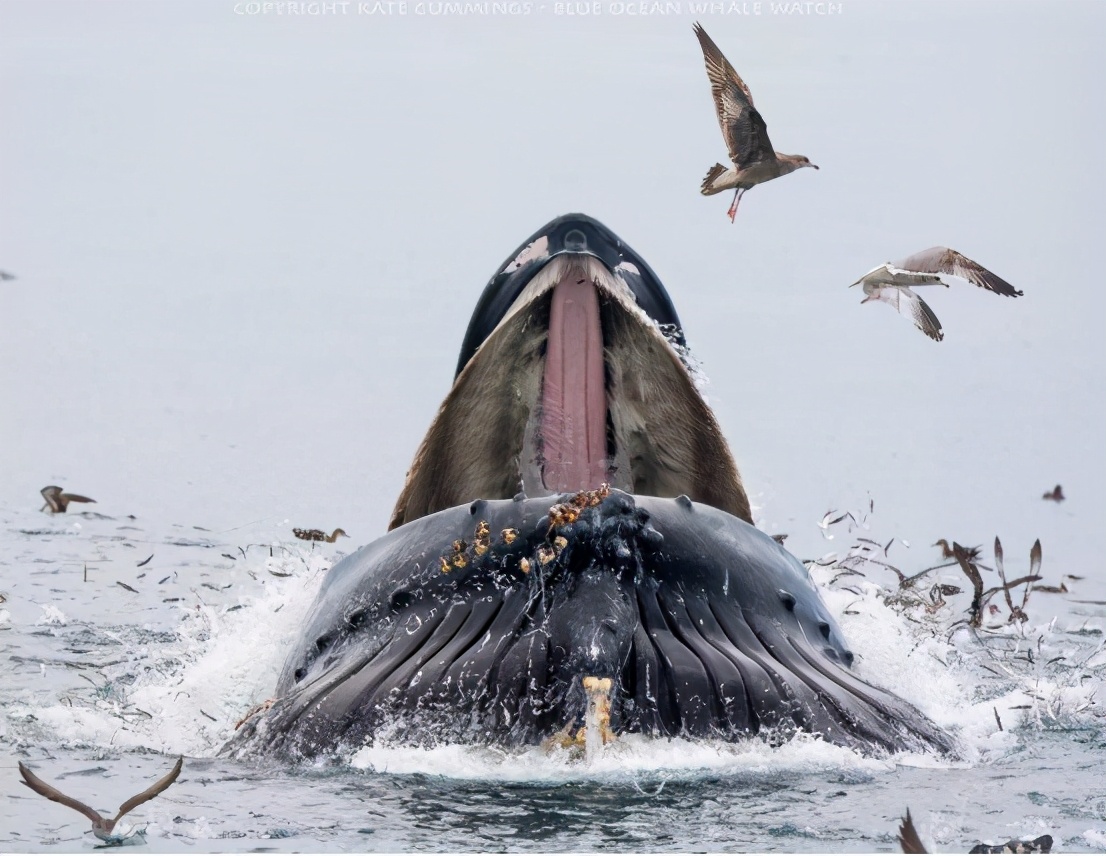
<box><xmin>2</xmin><ymin>503</ymin><xmax>1104</xmax><ymax>852</ymax></box>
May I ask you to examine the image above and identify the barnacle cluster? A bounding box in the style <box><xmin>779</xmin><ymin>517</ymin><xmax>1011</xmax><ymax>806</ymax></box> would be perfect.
<box><xmin>437</xmin><ymin>486</ymin><xmax>619</xmax><ymax>578</ymax></box>
<box><xmin>439</xmin><ymin>520</ymin><xmax>508</xmax><ymax>573</ymax></box>
<box><xmin>439</xmin><ymin>528</ymin><xmax>479</xmax><ymax>573</ymax></box>
<box><xmin>548</xmin><ymin>483</ymin><xmax>611</xmax><ymax>530</ymax></box>
<box><xmin>474</xmin><ymin>520</ymin><xmax>491</xmax><ymax>556</ymax></box>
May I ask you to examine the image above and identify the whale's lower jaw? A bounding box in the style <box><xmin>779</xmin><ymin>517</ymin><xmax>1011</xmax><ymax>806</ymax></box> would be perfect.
<box><xmin>224</xmin><ymin>491</ymin><xmax>956</xmax><ymax>761</ymax></box>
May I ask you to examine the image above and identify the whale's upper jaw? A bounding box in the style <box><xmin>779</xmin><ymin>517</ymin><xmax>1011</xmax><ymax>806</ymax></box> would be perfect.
<box><xmin>389</xmin><ymin>215</ymin><xmax>751</xmax><ymax>531</ymax></box>
<box><xmin>455</xmin><ymin>214</ymin><xmax>687</xmax><ymax>378</ymax></box>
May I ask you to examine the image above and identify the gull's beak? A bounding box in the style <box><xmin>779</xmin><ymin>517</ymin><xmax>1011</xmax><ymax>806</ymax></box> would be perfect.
<box><xmin>809</xmin><ymin>163</ymin><xmax>820</xmax><ymax>170</ymax></box>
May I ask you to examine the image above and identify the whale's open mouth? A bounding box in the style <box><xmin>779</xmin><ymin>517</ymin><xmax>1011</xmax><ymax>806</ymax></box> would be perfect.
<box><xmin>224</xmin><ymin>213</ymin><xmax>957</xmax><ymax>762</ymax></box>
<box><xmin>389</xmin><ymin>214</ymin><xmax>751</xmax><ymax>530</ymax></box>
<box><xmin>510</xmin><ymin>252</ymin><xmax>701</xmax><ymax>501</ymax></box>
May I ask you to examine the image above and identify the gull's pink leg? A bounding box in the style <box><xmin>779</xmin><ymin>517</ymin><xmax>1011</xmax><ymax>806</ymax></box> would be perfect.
<box><xmin>727</xmin><ymin>188</ymin><xmax>745</xmax><ymax>222</ymax></box>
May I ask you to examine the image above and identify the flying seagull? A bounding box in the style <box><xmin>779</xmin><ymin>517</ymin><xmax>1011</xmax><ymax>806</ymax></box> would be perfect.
<box><xmin>40</xmin><ymin>485</ymin><xmax>97</xmax><ymax>514</ymax></box>
<box><xmin>1042</xmin><ymin>484</ymin><xmax>1064</xmax><ymax>502</ymax></box>
<box><xmin>693</xmin><ymin>22</ymin><xmax>817</xmax><ymax>221</ymax></box>
<box><xmin>850</xmin><ymin>247</ymin><xmax>1023</xmax><ymax>341</ymax></box>
<box><xmin>18</xmin><ymin>756</ymin><xmax>183</xmax><ymax>843</ymax></box>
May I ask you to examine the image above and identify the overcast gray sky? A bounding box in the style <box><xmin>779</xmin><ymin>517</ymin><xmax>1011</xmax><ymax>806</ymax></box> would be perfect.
<box><xmin>2</xmin><ymin>0</ymin><xmax>1102</xmax><ymax>591</ymax></box>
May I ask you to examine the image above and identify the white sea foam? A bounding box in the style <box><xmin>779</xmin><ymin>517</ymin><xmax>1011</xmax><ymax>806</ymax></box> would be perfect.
<box><xmin>350</xmin><ymin>730</ymin><xmax>892</xmax><ymax>783</ymax></box>
<box><xmin>34</xmin><ymin>604</ymin><xmax>68</xmax><ymax>626</ymax></box>
<box><xmin>12</xmin><ymin>546</ymin><xmax>332</xmax><ymax>757</ymax></box>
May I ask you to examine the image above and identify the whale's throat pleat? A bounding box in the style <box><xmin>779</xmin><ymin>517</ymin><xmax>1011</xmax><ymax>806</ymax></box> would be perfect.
<box><xmin>541</xmin><ymin>276</ymin><xmax>609</xmax><ymax>491</ymax></box>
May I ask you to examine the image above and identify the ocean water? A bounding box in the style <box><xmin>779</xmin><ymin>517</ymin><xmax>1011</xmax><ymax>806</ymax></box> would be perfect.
<box><xmin>1</xmin><ymin>504</ymin><xmax>1104</xmax><ymax>852</ymax></box>
<box><xmin>2</xmin><ymin>0</ymin><xmax>1105</xmax><ymax>852</ymax></box>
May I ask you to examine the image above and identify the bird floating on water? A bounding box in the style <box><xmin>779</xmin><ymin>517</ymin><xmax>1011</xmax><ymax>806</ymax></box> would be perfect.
<box><xmin>18</xmin><ymin>756</ymin><xmax>183</xmax><ymax>844</ymax></box>
<box><xmin>40</xmin><ymin>485</ymin><xmax>96</xmax><ymax>514</ymax></box>
<box><xmin>292</xmin><ymin>527</ymin><xmax>348</xmax><ymax>543</ymax></box>
<box><xmin>1042</xmin><ymin>485</ymin><xmax>1064</xmax><ymax>502</ymax></box>
<box><xmin>850</xmin><ymin>247</ymin><xmax>1022</xmax><ymax>341</ymax></box>
<box><xmin>933</xmin><ymin>539</ymin><xmax>982</xmax><ymax>562</ymax></box>
<box><xmin>898</xmin><ymin>809</ymin><xmax>1053</xmax><ymax>854</ymax></box>
<box><xmin>693</xmin><ymin>23</ymin><xmax>817</xmax><ymax>221</ymax></box>
<box><xmin>969</xmin><ymin>835</ymin><xmax>1054</xmax><ymax>854</ymax></box>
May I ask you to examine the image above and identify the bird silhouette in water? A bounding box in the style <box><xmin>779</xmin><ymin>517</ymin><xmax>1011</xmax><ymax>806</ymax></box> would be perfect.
<box><xmin>293</xmin><ymin>527</ymin><xmax>348</xmax><ymax>543</ymax></box>
<box><xmin>898</xmin><ymin>808</ymin><xmax>1053</xmax><ymax>854</ymax></box>
<box><xmin>693</xmin><ymin>23</ymin><xmax>817</xmax><ymax>221</ymax></box>
<box><xmin>933</xmin><ymin>539</ymin><xmax>982</xmax><ymax>562</ymax></box>
<box><xmin>969</xmin><ymin>835</ymin><xmax>1054</xmax><ymax>853</ymax></box>
<box><xmin>40</xmin><ymin>485</ymin><xmax>96</xmax><ymax>514</ymax></box>
<box><xmin>851</xmin><ymin>247</ymin><xmax>1022</xmax><ymax>341</ymax></box>
<box><xmin>1042</xmin><ymin>485</ymin><xmax>1064</xmax><ymax>503</ymax></box>
<box><xmin>898</xmin><ymin>809</ymin><xmax>927</xmax><ymax>853</ymax></box>
<box><xmin>18</xmin><ymin>756</ymin><xmax>183</xmax><ymax>844</ymax></box>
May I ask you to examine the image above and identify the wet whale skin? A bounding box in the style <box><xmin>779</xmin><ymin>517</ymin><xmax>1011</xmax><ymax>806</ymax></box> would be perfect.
<box><xmin>227</xmin><ymin>490</ymin><xmax>955</xmax><ymax>759</ymax></box>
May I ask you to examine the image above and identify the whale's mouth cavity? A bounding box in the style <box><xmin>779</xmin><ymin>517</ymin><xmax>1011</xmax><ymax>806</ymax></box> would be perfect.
<box><xmin>388</xmin><ymin>214</ymin><xmax>754</xmax><ymax>530</ymax></box>
<box><xmin>540</xmin><ymin>275</ymin><xmax>610</xmax><ymax>492</ymax></box>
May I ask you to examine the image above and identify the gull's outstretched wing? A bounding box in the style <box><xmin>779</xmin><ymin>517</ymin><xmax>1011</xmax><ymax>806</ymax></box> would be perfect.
<box><xmin>869</xmin><ymin>285</ymin><xmax>944</xmax><ymax>342</ymax></box>
<box><xmin>18</xmin><ymin>762</ymin><xmax>105</xmax><ymax>826</ymax></box>
<box><xmin>112</xmin><ymin>757</ymin><xmax>183</xmax><ymax>823</ymax></box>
<box><xmin>1029</xmin><ymin>539</ymin><xmax>1042</xmax><ymax>579</ymax></box>
<box><xmin>693</xmin><ymin>23</ymin><xmax>776</xmax><ymax>169</ymax></box>
<box><xmin>898</xmin><ymin>809</ymin><xmax>928</xmax><ymax>853</ymax></box>
<box><xmin>895</xmin><ymin>247</ymin><xmax>1023</xmax><ymax>297</ymax></box>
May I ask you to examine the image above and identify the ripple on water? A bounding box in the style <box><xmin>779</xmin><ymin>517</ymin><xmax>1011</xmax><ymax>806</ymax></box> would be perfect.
<box><xmin>2</xmin><ymin>508</ymin><xmax>1105</xmax><ymax>852</ymax></box>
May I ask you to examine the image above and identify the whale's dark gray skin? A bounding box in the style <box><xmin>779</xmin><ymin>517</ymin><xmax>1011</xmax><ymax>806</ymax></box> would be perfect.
<box><xmin>223</xmin><ymin>214</ymin><xmax>955</xmax><ymax>760</ymax></box>
<box><xmin>228</xmin><ymin>490</ymin><xmax>954</xmax><ymax>759</ymax></box>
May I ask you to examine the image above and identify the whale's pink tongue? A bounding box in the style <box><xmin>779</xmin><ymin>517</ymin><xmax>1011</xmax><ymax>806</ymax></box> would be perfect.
<box><xmin>541</xmin><ymin>275</ymin><xmax>609</xmax><ymax>492</ymax></box>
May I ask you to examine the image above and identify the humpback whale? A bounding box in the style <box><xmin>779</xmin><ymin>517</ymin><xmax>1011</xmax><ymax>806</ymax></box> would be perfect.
<box><xmin>225</xmin><ymin>214</ymin><xmax>955</xmax><ymax>760</ymax></box>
